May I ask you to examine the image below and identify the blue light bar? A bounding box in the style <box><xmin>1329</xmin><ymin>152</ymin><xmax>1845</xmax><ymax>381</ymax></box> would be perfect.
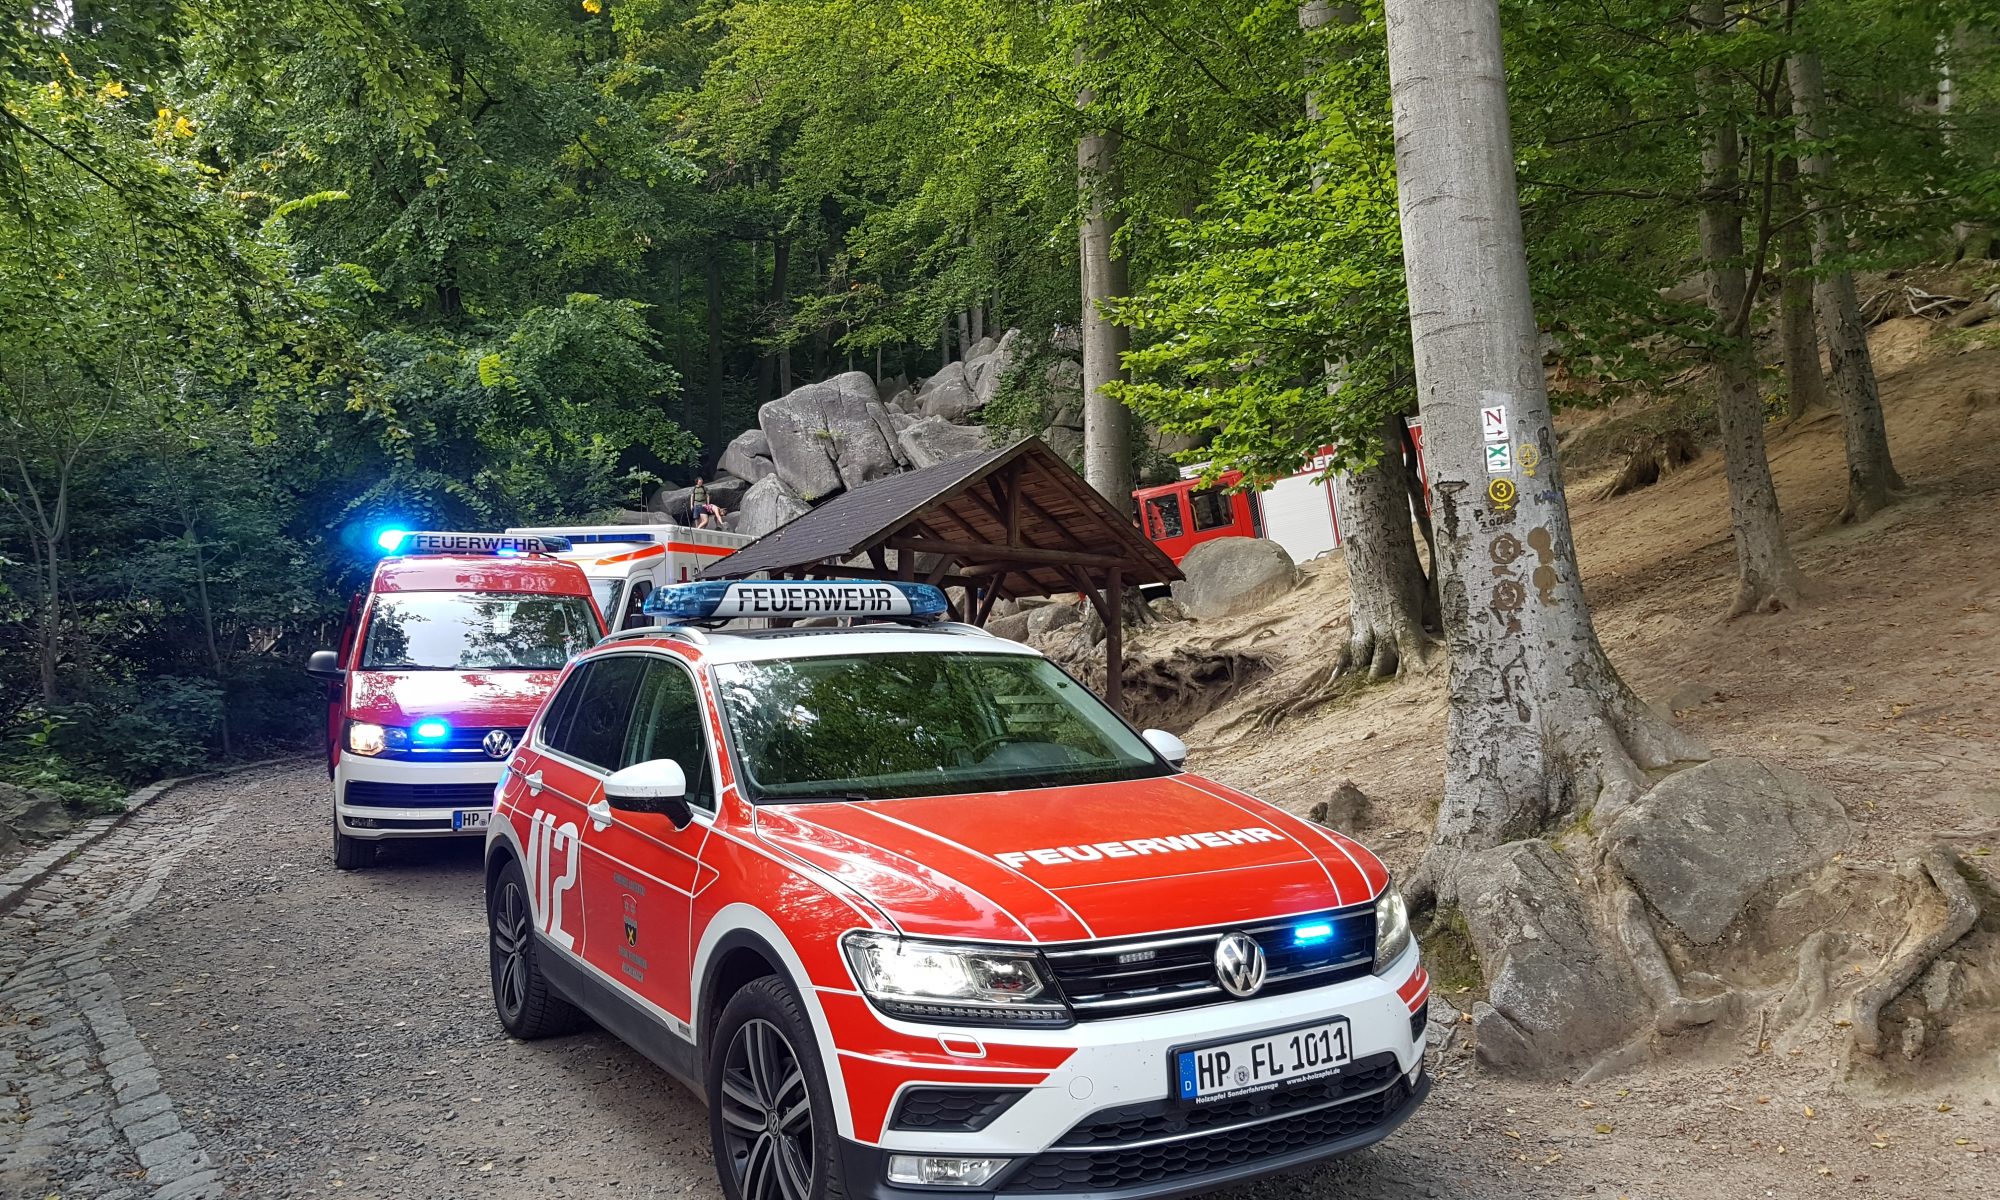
<box><xmin>1292</xmin><ymin>922</ymin><xmax>1334</xmax><ymax>945</ymax></box>
<box><xmin>377</xmin><ymin>531</ymin><xmax>573</xmax><ymax>556</ymax></box>
<box><xmin>412</xmin><ymin>719</ymin><xmax>451</xmax><ymax>742</ymax></box>
<box><xmin>644</xmin><ymin>579</ymin><xmax>949</xmax><ymax>623</ymax></box>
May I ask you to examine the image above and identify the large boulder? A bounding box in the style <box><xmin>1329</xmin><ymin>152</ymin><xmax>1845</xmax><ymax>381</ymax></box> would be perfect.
<box><xmin>965</xmin><ymin>328</ymin><xmax>1020</xmax><ymax>405</ymax></box>
<box><xmin>705</xmin><ymin>474</ymin><xmax>751</xmax><ymax>512</ymax></box>
<box><xmin>1170</xmin><ymin>538</ymin><xmax>1298</xmax><ymax>620</ymax></box>
<box><xmin>759</xmin><ymin>371</ymin><xmax>909</xmax><ymax>501</ymax></box>
<box><xmin>1458</xmin><ymin>839</ymin><xmax>1648</xmax><ymax>1076</ymax></box>
<box><xmin>898</xmin><ymin>416</ymin><xmax>994</xmax><ymax>470</ymax></box>
<box><xmin>986</xmin><ymin>611</ymin><xmax>1032</xmax><ymax>643</ymax></box>
<box><xmin>735</xmin><ymin>475</ymin><xmax>811</xmax><ymax>538</ymax></box>
<box><xmin>719</xmin><ymin>428</ymin><xmax>777</xmax><ymax>484</ymax></box>
<box><xmin>917</xmin><ymin>361</ymin><xmax>982</xmax><ymax>423</ymax></box>
<box><xmin>1604</xmin><ymin>758</ymin><xmax>1850</xmax><ymax>946</ymax></box>
<box><xmin>1026</xmin><ymin>602</ymin><xmax>1081</xmax><ymax>639</ymax></box>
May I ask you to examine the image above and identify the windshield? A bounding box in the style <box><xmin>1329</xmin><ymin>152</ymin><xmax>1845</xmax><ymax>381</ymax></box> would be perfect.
<box><xmin>713</xmin><ymin>651</ymin><xmax>1171</xmax><ymax>801</ymax></box>
<box><xmin>588</xmin><ymin>578</ymin><xmax>621</xmax><ymax>620</ymax></box>
<box><xmin>359</xmin><ymin>591</ymin><xmax>600</xmax><ymax>671</ymax></box>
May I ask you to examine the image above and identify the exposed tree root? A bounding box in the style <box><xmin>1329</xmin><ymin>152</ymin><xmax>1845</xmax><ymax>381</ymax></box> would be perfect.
<box><xmin>1333</xmin><ymin>618</ymin><xmax>1437</xmax><ymax>681</ymax></box>
<box><xmin>1594</xmin><ymin>429</ymin><xmax>1699</xmax><ymax>500</ymax></box>
<box><xmin>1611</xmin><ymin>887</ymin><xmax>1736</xmax><ymax>1034</ymax></box>
<box><xmin>1217</xmin><ymin>661</ymin><xmax>1350</xmax><ymax>737</ymax></box>
<box><xmin>1848</xmin><ymin>844</ymin><xmax>1980</xmax><ymax>1057</ymax></box>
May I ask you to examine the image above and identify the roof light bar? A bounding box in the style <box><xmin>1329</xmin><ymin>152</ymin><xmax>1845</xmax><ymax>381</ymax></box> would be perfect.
<box><xmin>377</xmin><ymin>531</ymin><xmax>572</xmax><ymax>556</ymax></box>
<box><xmin>643</xmin><ymin>579</ymin><xmax>949</xmax><ymax>624</ymax></box>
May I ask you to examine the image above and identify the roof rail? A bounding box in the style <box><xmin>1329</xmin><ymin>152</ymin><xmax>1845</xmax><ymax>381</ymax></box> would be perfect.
<box><xmin>597</xmin><ymin>624</ymin><xmax>711</xmax><ymax>647</ymax></box>
<box><xmin>930</xmin><ymin>622</ymin><xmax>997</xmax><ymax>637</ymax></box>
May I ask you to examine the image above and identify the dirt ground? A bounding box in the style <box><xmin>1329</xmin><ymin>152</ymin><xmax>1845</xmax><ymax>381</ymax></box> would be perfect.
<box><xmin>1121</xmin><ymin>318</ymin><xmax>2000</xmax><ymax>1197</ymax></box>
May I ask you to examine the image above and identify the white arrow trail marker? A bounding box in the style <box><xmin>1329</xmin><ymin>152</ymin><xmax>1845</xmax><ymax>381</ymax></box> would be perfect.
<box><xmin>1486</xmin><ymin>443</ymin><xmax>1513</xmax><ymax>474</ymax></box>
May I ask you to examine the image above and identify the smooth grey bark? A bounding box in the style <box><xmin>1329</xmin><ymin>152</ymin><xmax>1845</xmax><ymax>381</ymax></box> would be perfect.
<box><xmin>1788</xmin><ymin>36</ymin><xmax>1904</xmax><ymax>522</ymax></box>
<box><xmin>1077</xmin><ymin>72</ymin><xmax>1134</xmax><ymax>505</ymax></box>
<box><xmin>1384</xmin><ymin>0</ymin><xmax>1703</xmax><ymax>867</ymax></box>
<box><xmin>1694</xmin><ymin>0</ymin><xmax>1803</xmax><ymax>616</ymax></box>
<box><xmin>1302</xmin><ymin>2</ymin><xmax>1433</xmax><ymax>677</ymax></box>
<box><xmin>705</xmin><ymin>252</ymin><xmax>725</xmax><ymax>452</ymax></box>
<box><xmin>1776</xmin><ymin>154</ymin><xmax>1827</xmax><ymax>418</ymax></box>
<box><xmin>1332</xmin><ymin>414</ymin><xmax>1436</xmax><ymax>678</ymax></box>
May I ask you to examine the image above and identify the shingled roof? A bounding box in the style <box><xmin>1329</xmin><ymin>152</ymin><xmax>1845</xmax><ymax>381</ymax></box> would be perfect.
<box><xmin>701</xmin><ymin>436</ymin><xmax>1181</xmax><ymax>600</ymax></box>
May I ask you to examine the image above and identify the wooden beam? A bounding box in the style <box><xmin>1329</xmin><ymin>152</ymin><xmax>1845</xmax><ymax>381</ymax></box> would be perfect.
<box><xmin>1005</xmin><ymin>461</ymin><xmax>1022</xmax><ymax>545</ymax></box>
<box><xmin>803</xmin><ymin>563</ymin><xmax>980</xmax><ymax>590</ymax></box>
<box><xmin>922</xmin><ymin>554</ymin><xmax>958</xmax><ymax>586</ymax></box>
<box><xmin>867</xmin><ymin>545</ymin><xmax>888</xmax><ymax>572</ymax></box>
<box><xmin>972</xmin><ymin>580</ymin><xmax>1003</xmax><ymax>625</ymax></box>
<box><xmin>884</xmin><ymin>537</ymin><xmax>1127</xmax><ymax>569</ymax></box>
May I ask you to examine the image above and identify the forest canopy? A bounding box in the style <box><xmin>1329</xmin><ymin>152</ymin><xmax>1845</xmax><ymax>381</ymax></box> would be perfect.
<box><xmin>2</xmin><ymin>0</ymin><xmax>1995</xmax><ymax>792</ymax></box>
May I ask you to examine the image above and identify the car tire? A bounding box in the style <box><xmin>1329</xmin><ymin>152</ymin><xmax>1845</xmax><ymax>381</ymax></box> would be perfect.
<box><xmin>333</xmin><ymin>823</ymin><xmax>376</xmax><ymax>870</ymax></box>
<box><xmin>708</xmin><ymin>975</ymin><xmax>849</xmax><ymax>1200</ymax></box>
<box><xmin>487</xmin><ymin>858</ymin><xmax>588</xmax><ymax>1039</ymax></box>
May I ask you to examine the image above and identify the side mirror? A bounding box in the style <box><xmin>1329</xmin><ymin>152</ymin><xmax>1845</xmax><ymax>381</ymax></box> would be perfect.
<box><xmin>604</xmin><ymin>758</ymin><xmax>694</xmax><ymax>829</ymax></box>
<box><xmin>1142</xmin><ymin>728</ymin><xmax>1188</xmax><ymax>769</ymax></box>
<box><xmin>306</xmin><ymin>650</ymin><xmax>345</xmax><ymax>683</ymax></box>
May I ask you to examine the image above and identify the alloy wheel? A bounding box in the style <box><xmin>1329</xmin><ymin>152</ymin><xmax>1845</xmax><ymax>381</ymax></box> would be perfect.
<box><xmin>492</xmin><ymin>880</ymin><xmax>532</xmax><ymax>1020</ymax></box>
<box><xmin>718</xmin><ymin>1018</ymin><xmax>815</xmax><ymax>1200</ymax></box>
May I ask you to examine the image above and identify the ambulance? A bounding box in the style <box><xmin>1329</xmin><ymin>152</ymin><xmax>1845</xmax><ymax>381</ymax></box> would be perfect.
<box><xmin>506</xmin><ymin>523</ymin><xmax>755</xmax><ymax>634</ymax></box>
<box><xmin>484</xmin><ymin>578</ymin><xmax>1429</xmax><ymax>1200</ymax></box>
<box><xmin>307</xmin><ymin>531</ymin><xmax>606</xmax><ymax>870</ymax></box>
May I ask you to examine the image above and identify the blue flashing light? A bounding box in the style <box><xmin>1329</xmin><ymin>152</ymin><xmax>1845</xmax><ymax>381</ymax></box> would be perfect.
<box><xmin>412</xmin><ymin>719</ymin><xmax>452</xmax><ymax>743</ymax></box>
<box><xmin>1292</xmin><ymin>921</ymin><xmax>1334</xmax><ymax>946</ymax></box>
<box><xmin>644</xmin><ymin>579</ymin><xmax>950</xmax><ymax>624</ymax></box>
<box><xmin>376</xmin><ymin>528</ymin><xmax>410</xmax><ymax>552</ymax></box>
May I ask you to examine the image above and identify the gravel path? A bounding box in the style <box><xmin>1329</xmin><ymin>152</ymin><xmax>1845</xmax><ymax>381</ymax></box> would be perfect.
<box><xmin>2</xmin><ymin>764</ymin><xmax>1575</xmax><ymax>1198</ymax></box>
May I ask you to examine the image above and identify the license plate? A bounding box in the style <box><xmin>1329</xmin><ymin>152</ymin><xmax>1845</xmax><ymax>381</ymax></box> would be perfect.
<box><xmin>452</xmin><ymin>809</ymin><xmax>492</xmax><ymax>832</ymax></box>
<box><xmin>1173</xmin><ymin>1017</ymin><xmax>1353</xmax><ymax>1104</ymax></box>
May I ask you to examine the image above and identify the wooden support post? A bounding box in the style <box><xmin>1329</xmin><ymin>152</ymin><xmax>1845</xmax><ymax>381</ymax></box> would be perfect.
<box><xmin>972</xmin><ymin>582</ymin><xmax>1003</xmax><ymax>626</ymax></box>
<box><xmin>1104</xmin><ymin>566</ymin><xmax>1123</xmax><ymax>714</ymax></box>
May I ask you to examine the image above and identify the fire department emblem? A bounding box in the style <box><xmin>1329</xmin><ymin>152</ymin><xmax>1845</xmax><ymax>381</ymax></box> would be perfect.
<box><xmin>1214</xmin><ymin>932</ymin><xmax>1267</xmax><ymax>998</ymax></box>
<box><xmin>623</xmin><ymin>894</ymin><xmax>639</xmax><ymax>947</ymax></box>
<box><xmin>482</xmin><ymin>729</ymin><xmax>515</xmax><ymax>760</ymax></box>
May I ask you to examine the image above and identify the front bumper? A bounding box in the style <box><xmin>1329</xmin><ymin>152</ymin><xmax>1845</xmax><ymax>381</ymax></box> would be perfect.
<box><xmin>332</xmin><ymin>753</ymin><xmax>503</xmax><ymax>840</ymax></box>
<box><xmin>818</xmin><ymin>944</ymin><xmax>1431</xmax><ymax>1198</ymax></box>
<box><xmin>839</xmin><ymin>1062</ymin><xmax>1429</xmax><ymax>1200</ymax></box>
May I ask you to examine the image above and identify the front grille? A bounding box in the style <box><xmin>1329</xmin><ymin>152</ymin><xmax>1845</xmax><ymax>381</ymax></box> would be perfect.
<box><xmin>1001</xmin><ymin>1073</ymin><xmax>1411</xmax><ymax>1193</ymax></box>
<box><xmin>402</xmin><ymin>726</ymin><xmax>524</xmax><ymax>759</ymax></box>
<box><xmin>889</xmin><ymin>1087</ymin><xmax>1027</xmax><ymax>1132</ymax></box>
<box><xmin>1043</xmin><ymin>906</ymin><xmax>1376</xmax><ymax>1019</ymax></box>
<box><xmin>344</xmin><ymin>781</ymin><xmax>496</xmax><ymax>809</ymax></box>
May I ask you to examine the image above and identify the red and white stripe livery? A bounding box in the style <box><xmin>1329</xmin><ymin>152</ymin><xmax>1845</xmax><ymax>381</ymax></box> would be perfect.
<box><xmin>485</xmin><ymin>621</ymin><xmax>1429</xmax><ymax>1200</ymax></box>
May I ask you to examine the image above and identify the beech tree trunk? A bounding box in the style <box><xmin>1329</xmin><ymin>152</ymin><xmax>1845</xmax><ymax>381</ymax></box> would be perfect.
<box><xmin>1077</xmin><ymin>72</ymin><xmax>1134</xmax><ymax>505</ymax></box>
<box><xmin>1332</xmin><ymin>413</ymin><xmax>1436</xmax><ymax>677</ymax></box>
<box><xmin>1775</xmin><ymin>153</ymin><xmax>1827</xmax><ymax>418</ymax></box>
<box><xmin>1301</xmin><ymin>3</ymin><xmax>1432</xmax><ymax>677</ymax></box>
<box><xmin>1788</xmin><ymin>34</ymin><xmax>1904</xmax><ymax>523</ymax></box>
<box><xmin>1384</xmin><ymin>0</ymin><xmax>1703</xmax><ymax>868</ymax></box>
<box><xmin>1694</xmin><ymin>1</ymin><xmax>1803</xmax><ymax>615</ymax></box>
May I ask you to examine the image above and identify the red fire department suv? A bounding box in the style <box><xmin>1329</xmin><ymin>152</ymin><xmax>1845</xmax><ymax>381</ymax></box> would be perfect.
<box><xmin>484</xmin><ymin>579</ymin><xmax>1429</xmax><ymax>1200</ymax></box>
<box><xmin>308</xmin><ymin>531</ymin><xmax>605</xmax><ymax>870</ymax></box>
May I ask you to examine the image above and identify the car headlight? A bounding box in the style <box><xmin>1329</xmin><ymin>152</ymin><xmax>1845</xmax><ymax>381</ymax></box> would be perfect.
<box><xmin>1372</xmin><ymin>886</ymin><xmax>1412</xmax><ymax>973</ymax></box>
<box><xmin>346</xmin><ymin>721</ymin><xmax>387</xmax><ymax>756</ymax></box>
<box><xmin>841</xmin><ymin>932</ymin><xmax>1071</xmax><ymax>1027</ymax></box>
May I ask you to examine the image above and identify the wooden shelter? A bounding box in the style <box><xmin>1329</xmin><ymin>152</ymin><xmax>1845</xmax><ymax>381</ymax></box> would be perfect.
<box><xmin>701</xmin><ymin>437</ymin><xmax>1182</xmax><ymax>711</ymax></box>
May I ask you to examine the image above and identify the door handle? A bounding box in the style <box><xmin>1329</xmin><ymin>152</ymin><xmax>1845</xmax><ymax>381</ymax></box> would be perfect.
<box><xmin>586</xmin><ymin>799</ymin><xmax>614</xmax><ymax>831</ymax></box>
<box><xmin>524</xmin><ymin>770</ymin><xmax>544</xmax><ymax>796</ymax></box>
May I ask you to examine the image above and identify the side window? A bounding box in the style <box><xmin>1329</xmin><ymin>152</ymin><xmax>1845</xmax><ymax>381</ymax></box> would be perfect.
<box><xmin>1145</xmin><ymin>495</ymin><xmax>1185</xmax><ymax>540</ymax></box>
<box><xmin>538</xmin><ymin>662</ymin><xmax>590</xmax><ymax>751</ymax></box>
<box><xmin>620</xmin><ymin>579</ymin><xmax>655</xmax><ymax>631</ymax></box>
<box><xmin>1188</xmin><ymin>487</ymin><xmax>1234</xmax><ymax>532</ymax></box>
<box><xmin>550</xmin><ymin>656</ymin><xmax>647</xmax><ymax>771</ymax></box>
<box><xmin>620</xmin><ymin>659</ymin><xmax>716</xmax><ymax>811</ymax></box>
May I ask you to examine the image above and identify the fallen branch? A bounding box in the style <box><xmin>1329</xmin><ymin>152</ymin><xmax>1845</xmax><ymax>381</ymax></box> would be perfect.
<box><xmin>1848</xmin><ymin>844</ymin><xmax>1980</xmax><ymax>1057</ymax></box>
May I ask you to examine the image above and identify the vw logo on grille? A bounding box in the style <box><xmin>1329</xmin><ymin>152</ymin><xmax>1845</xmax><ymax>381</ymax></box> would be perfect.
<box><xmin>482</xmin><ymin>729</ymin><xmax>515</xmax><ymax>760</ymax></box>
<box><xmin>1213</xmin><ymin>932</ymin><xmax>1266</xmax><ymax>998</ymax></box>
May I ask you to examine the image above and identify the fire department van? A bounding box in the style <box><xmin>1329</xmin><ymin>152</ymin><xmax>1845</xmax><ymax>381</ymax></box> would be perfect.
<box><xmin>484</xmin><ymin>579</ymin><xmax>1429</xmax><ymax>1200</ymax></box>
<box><xmin>505</xmin><ymin>523</ymin><xmax>756</xmax><ymax>633</ymax></box>
<box><xmin>307</xmin><ymin>531</ymin><xmax>606</xmax><ymax>870</ymax></box>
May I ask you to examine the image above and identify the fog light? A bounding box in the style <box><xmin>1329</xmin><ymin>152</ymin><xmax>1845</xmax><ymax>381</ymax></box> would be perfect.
<box><xmin>886</xmin><ymin>1155</ymin><xmax>1011</xmax><ymax>1187</ymax></box>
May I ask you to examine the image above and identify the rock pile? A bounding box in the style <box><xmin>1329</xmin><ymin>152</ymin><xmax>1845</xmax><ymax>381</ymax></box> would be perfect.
<box><xmin>635</xmin><ymin>327</ymin><xmax>1082</xmax><ymax>538</ymax></box>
